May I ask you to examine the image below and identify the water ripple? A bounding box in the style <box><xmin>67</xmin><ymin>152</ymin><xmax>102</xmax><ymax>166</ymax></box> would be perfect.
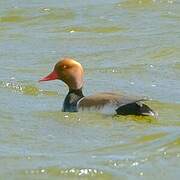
<box><xmin>0</xmin><ymin>79</ymin><xmax>58</xmax><ymax>96</ymax></box>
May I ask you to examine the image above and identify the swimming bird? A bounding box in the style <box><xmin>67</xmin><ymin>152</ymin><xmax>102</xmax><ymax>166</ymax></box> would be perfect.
<box><xmin>39</xmin><ymin>58</ymin><xmax>156</xmax><ymax>117</ymax></box>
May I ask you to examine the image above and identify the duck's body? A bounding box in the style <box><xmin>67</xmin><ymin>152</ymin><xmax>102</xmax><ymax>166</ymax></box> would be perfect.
<box><xmin>62</xmin><ymin>89</ymin><xmax>154</xmax><ymax>116</ymax></box>
<box><xmin>39</xmin><ymin>58</ymin><xmax>156</xmax><ymax>117</ymax></box>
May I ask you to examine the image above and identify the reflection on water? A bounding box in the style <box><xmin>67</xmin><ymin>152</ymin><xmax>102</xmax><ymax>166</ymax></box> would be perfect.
<box><xmin>0</xmin><ymin>7</ymin><xmax>75</xmax><ymax>24</ymax></box>
<box><xmin>0</xmin><ymin>79</ymin><xmax>58</xmax><ymax>96</ymax></box>
<box><xmin>150</xmin><ymin>47</ymin><xmax>180</xmax><ymax>60</ymax></box>
<box><xmin>52</xmin><ymin>25</ymin><xmax>126</xmax><ymax>33</ymax></box>
<box><xmin>118</xmin><ymin>0</ymin><xmax>176</xmax><ymax>10</ymax></box>
<box><xmin>21</xmin><ymin>166</ymin><xmax>110</xmax><ymax>179</ymax></box>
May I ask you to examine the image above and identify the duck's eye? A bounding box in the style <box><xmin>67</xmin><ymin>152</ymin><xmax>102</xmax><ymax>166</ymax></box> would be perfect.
<box><xmin>63</xmin><ymin>65</ymin><xmax>67</xmax><ymax>69</ymax></box>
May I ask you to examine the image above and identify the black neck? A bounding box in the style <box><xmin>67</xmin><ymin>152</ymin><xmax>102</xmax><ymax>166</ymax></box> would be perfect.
<box><xmin>68</xmin><ymin>88</ymin><xmax>84</xmax><ymax>96</ymax></box>
<box><xmin>62</xmin><ymin>88</ymin><xmax>84</xmax><ymax>112</ymax></box>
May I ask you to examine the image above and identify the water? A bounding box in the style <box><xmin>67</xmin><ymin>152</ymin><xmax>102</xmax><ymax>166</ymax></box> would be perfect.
<box><xmin>0</xmin><ymin>0</ymin><xmax>180</xmax><ymax>179</ymax></box>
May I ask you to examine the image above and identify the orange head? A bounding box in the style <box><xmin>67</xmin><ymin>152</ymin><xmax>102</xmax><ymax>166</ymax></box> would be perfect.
<box><xmin>39</xmin><ymin>58</ymin><xmax>84</xmax><ymax>90</ymax></box>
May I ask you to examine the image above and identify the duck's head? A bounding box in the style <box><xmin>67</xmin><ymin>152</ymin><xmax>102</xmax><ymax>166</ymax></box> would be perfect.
<box><xmin>39</xmin><ymin>58</ymin><xmax>84</xmax><ymax>90</ymax></box>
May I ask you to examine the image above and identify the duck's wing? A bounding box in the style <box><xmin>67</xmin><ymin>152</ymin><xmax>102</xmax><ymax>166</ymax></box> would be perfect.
<box><xmin>78</xmin><ymin>92</ymin><xmax>149</xmax><ymax>114</ymax></box>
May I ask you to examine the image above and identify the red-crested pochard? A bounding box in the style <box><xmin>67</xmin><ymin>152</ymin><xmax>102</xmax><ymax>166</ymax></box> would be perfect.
<box><xmin>39</xmin><ymin>58</ymin><xmax>156</xmax><ymax>117</ymax></box>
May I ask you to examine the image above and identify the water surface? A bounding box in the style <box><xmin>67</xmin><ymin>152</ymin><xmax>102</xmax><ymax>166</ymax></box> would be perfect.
<box><xmin>0</xmin><ymin>0</ymin><xmax>180</xmax><ymax>179</ymax></box>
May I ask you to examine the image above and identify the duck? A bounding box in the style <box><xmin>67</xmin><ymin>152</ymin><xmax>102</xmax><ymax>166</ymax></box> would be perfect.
<box><xmin>39</xmin><ymin>57</ymin><xmax>156</xmax><ymax>117</ymax></box>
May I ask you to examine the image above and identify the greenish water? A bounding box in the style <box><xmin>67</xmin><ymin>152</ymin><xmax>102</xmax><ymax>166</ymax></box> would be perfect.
<box><xmin>0</xmin><ymin>0</ymin><xmax>180</xmax><ymax>179</ymax></box>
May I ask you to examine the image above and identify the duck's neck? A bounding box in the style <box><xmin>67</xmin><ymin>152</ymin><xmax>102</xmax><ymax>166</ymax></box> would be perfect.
<box><xmin>62</xmin><ymin>88</ymin><xmax>84</xmax><ymax>112</ymax></box>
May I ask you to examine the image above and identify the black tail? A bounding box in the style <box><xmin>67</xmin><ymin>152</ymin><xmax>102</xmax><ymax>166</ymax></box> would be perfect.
<box><xmin>116</xmin><ymin>102</ymin><xmax>157</xmax><ymax>117</ymax></box>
